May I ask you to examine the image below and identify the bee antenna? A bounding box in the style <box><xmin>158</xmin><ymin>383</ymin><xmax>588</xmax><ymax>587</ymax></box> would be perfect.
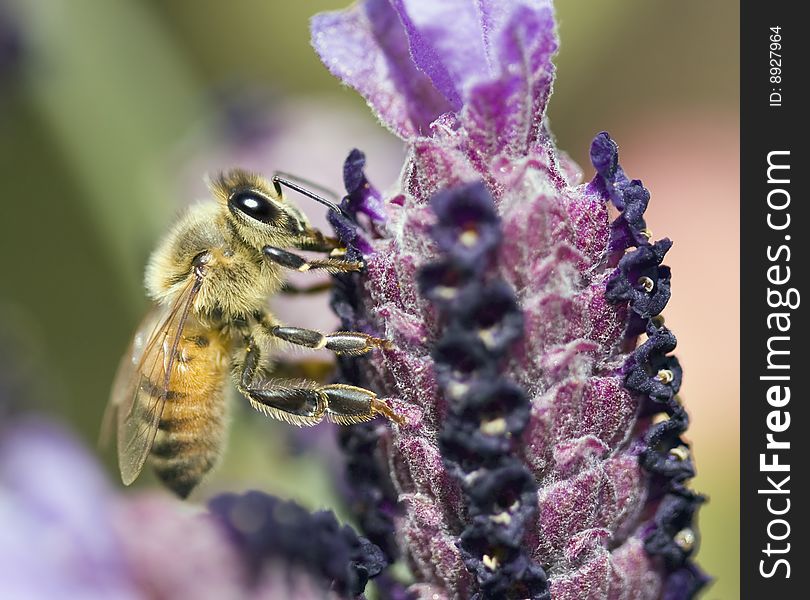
<box><xmin>271</xmin><ymin>173</ymin><xmax>347</xmax><ymax>218</ymax></box>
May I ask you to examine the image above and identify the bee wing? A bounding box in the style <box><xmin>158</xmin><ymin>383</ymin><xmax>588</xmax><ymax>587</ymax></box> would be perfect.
<box><xmin>99</xmin><ymin>308</ymin><xmax>163</xmax><ymax>449</ymax></box>
<box><xmin>110</xmin><ymin>271</ymin><xmax>205</xmax><ymax>485</ymax></box>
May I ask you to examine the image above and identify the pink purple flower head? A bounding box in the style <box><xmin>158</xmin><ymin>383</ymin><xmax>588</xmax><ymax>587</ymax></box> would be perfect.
<box><xmin>311</xmin><ymin>0</ymin><xmax>709</xmax><ymax>598</ymax></box>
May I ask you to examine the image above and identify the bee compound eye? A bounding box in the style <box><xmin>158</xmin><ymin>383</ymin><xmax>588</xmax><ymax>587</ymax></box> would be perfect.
<box><xmin>228</xmin><ymin>190</ymin><xmax>280</xmax><ymax>224</ymax></box>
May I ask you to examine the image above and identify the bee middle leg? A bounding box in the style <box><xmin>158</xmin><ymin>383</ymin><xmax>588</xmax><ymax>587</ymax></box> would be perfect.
<box><xmin>252</xmin><ymin>310</ymin><xmax>390</xmax><ymax>356</ymax></box>
<box><xmin>263</xmin><ymin>245</ymin><xmax>363</xmax><ymax>274</ymax></box>
<box><xmin>237</xmin><ymin>339</ymin><xmax>402</xmax><ymax>425</ymax></box>
<box><xmin>270</xmin><ymin>324</ymin><xmax>390</xmax><ymax>356</ymax></box>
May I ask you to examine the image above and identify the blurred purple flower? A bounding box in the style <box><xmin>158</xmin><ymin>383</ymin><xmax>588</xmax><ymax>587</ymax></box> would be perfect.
<box><xmin>210</xmin><ymin>491</ymin><xmax>387</xmax><ymax>597</ymax></box>
<box><xmin>0</xmin><ymin>8</ymin><xmax>24</xmax><ymax>87</ymax></box>
<box><xmin>0</xmin><ymin>419</ymin><xmax>138</xmax><ymax>599</ymax></box>
<box><xmin>0</xmin><ymin>415</ymin><xmax>384</xmax><ymax>599</ymax></box>
<box><xmin>312</xmin><ymin>1</ymin><xmax>707</xmax><ymax>598</ymax></box>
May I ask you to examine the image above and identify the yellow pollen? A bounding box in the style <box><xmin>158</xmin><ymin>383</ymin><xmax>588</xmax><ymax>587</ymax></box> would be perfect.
<box><xmin>668</xmin><ymin>446</ymin><xmax>690</xmax><ymax>461</ymax></box>
<box><xmin>459</xmin><ymin>229</ymin><xmax>479</xmax><ymax>247</ymax></box>
<box><xmin>640</xmin><ymin>228</ymin><xmax>653</xmax><ymax>240</ymax></box>
<box><xmin>448</xmin><ymin>381</ymin><xmax>469</xmax><ymax>398</ymax></box>
<box><xmin>464</xmin><ymin>469</ymin><xmax>484</xmax><ymax>485</ymax></box>
<box><xmin>674</xmin><ymin>528</ymin><xmax>696</xmax><ymax>552</ymax></box>
<box><xmin>652</xmin><ymin>413</ymin><xmax>670</xmax><ymax>424</ymax></box>
<box><xmin>480</xmin><ymin>417</ymin><xmax>507</xmax><ymax>436</ymax></box>
<box><xmin>656</xmin><ymin>369</ymin><xmax>674</xmax><ymax>384</ymax></box>
<box><xmin>436</xmin><ymin>286</ymin><xmax>457</xmax><ymax>300</ymax></box>
<box><xmin>490</xmin><ymin>512</ymin><xmax>512</xmax><ymax>525</ymax></box>
<box><xmin>478</xmin><ymin>327</ymin><xmax>497</xmax><ymax>348</ymax></box>
<box><xmin>638</xmin><ymin>276</ymin><xmax>655</xmax><ymax>293</ymax></box>
<box><xmin>482</xmin><ymin>554</ymin><xmax>500</xmax><ymax>571</ymax></box>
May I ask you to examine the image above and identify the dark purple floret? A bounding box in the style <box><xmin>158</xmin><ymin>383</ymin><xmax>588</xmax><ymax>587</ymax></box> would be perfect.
<box><xmin>591</xmin><ymin>132</ymin><xmax>659</xmax><ymax>254</ymax></box>
<box><xmin>453</xmin><ymin>281</ymin><xmax>525</xmax><ymax>355</ymax></box>
<box><xmin>343</xmin><ymin>148</ymin><xmax>387</xmax><ymax>223</ymax></box>
<box><xmin>455</xmin><ymin>379</ymin><xmax>531</xmax><ymax>437</ymax></box>
<box><xmin>430</xmin><ymin>182</ymin><xmax>503</xmax><ymax>268</ymax></box>
<box><xmin>328</xmin><ymin>152</ymin><xmax>407</xmax><ymax>598</ymax></box>
<box><xmin>432</xmin><ymin>332</ymin><xmax>500</xmax><ymax>385</ymax></box>
<box><xmin>624</xmin><ymin>323</ymin><xmax>682</xmax><ymax>406</ymax></box>
<box><xmin>590</xmin><ymin>131</ymin><xmax>620</xmax><ymax>184</ymax></box>
<box><xmin>607</xmin><ymin>181</ymin><xmax>654</xmax><ymax>254</ymax></box>
<box><xmin>662</xmin><ymin>563</ymin><xmax>711</xmax><ymax>600</ymax></box>
<box><xmin>339</xmin><ymin>423</ymin><xmax>401</xmax><ymax>562</ymax></box>
<box><xmin>643</xmin><ymin>486</ymin><xmax>706</xmax><ymax>569</ymax></box>
<box><xmin>208</xmin><ymin>491</ymin><xmax>386</xmax><ymax>597</ymax></box>
<box><xmin>640</xmin><ymin>417</ymin><xmax>695</xmax><ymax>484</ymax></box>
<box><xmin>329</xmin><ymin>207</ymin><xmax>374</xmax><ymax>258</ymax></box>
<box><xmin>464</xmin><ymin>462</ymin><xmax>537</xmax><ymax>523</ymax></box>
<box><xmin>614</xmin><ymin>181</ymin><xmax>652</xmax><ymax>241</ymax></box>
<box><xmin>327</xmin><ymin>149</ymin><xmax>387</xmax><ymax>259</ymax></box>
<box><xmin>417</xmin><ymin>259</ymin><xmax>477</xmax><ymax>306</ymax></box>
<box><xmin>459</xmin><ymin>525</ymin><xmax>550</xmax><ymax>600</ymax></box>
<box><xmin>440</xmin><ymin>381</ymin><xmax>530</xmax><ymax>473</ymax></box>
<box><xmin>606</xmin><ymin>239</ymin><xmax>673</xmax><ymax>319</ymax></box>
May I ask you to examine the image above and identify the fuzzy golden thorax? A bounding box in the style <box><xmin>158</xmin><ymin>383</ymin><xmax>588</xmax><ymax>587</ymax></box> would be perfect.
<box><xmin>144</xmin><ymin>201</ymin><xmax>281</xmax><ymax>320</ymax></box>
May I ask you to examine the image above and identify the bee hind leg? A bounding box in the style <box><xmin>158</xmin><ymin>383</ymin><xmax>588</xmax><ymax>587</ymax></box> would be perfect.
<box><xmin>319</xmin><ymin>383</ymin><xmax>404</xmax><ymax>426</ymax></box>
<box><xmin>237</xmin><ymin>340</ymin><xmax>402</xmax><ymax>426</ymax></box>
<box><xmin>236</xmin><ymin>339</ymin><xmax>327</xmax><ymax>425</ymax></box>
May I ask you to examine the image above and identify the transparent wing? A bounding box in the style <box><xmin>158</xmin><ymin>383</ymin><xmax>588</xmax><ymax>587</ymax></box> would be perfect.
<box><xmin>108</xmin><ymin>272</ymin><xmax>204</xmax><ymax>485</ymax></box>
<box><xmin>99</xmin><ymin>308</ymin><xmax>162</xmax><ymax>449</ymax></box>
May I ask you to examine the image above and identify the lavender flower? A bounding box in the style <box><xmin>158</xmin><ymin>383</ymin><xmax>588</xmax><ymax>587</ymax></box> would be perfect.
<box><xmin>0</xmin><ymin>8</ymin><xmax>23</xmax><ymax>87</ymax></box>
<box><xmin>0</xmin><ymin>414</ymin><xmax>384</xmax><ymax>599</ymax></box>
<box><xmin>209</xmin><ymin>491</ymin><xmax>387</xmax><ymax>597</ymax></box>
<box><xmin>312</xmin><ymin>1</ymin><xmax>708</xmax><ymax>598</ymax></box>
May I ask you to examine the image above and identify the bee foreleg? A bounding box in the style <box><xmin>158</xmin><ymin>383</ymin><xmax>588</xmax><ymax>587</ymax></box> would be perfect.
<box><xmin>294</xmin><ymin>230</ymin><xmax>343</xmax><ymax>253</ymax></box>
<box><xmin>263</xmin><ymin>246</ymin><xmax>363</xmax><ymax>273</ymax></box>
<box><xmin>269</xmin><ymin>326</ymin><xmax>392</xmax><ymax>356</ymax></box>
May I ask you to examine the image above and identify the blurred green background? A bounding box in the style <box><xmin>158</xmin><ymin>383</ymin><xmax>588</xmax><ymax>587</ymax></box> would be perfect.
<box><xmin>1</xmin><ymin>1</ymin><xmax>738</xmax><ymax>597</ymax></box>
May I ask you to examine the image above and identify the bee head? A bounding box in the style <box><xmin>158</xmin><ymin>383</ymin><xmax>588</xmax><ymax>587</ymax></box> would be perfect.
<box><xmin>210</xmin><ymin>169</ymin><xmax>311</xmax><ymax>251</ymax></box>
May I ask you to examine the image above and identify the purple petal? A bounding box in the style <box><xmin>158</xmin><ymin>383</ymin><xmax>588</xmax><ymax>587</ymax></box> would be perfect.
<box><xmin>311</xmin><ymin>0</ymin><xmax>453</xmax><ymax>137</ymax></box>
<box><xmin>390</xmin><ymin>0</ymin><xmax>488</xmax><ymax>108</ymax></box>
<box><xmin>464</xmin><ymin>3</ymin><xmax>558</xmax><ymax>161</ymax></box>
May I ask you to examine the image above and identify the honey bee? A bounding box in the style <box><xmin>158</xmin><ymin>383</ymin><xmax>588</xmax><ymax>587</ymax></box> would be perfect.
<box><xmin>103</xmin><ymin>170</ymin><xmax>402</xmax><ymax>498</ymax></box>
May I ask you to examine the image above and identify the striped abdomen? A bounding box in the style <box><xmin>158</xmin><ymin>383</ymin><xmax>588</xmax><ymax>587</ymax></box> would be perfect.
<box><xmin>148</xmin><ymin>323</ymin><xmax>232</xmax><ymax>498</ymax></box>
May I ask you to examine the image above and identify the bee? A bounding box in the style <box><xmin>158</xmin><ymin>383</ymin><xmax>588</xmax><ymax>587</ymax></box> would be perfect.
<box><xmin>103</xmin><ymin>170</ymin><xmax>402</xmax><ymax>498</ymax></box>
